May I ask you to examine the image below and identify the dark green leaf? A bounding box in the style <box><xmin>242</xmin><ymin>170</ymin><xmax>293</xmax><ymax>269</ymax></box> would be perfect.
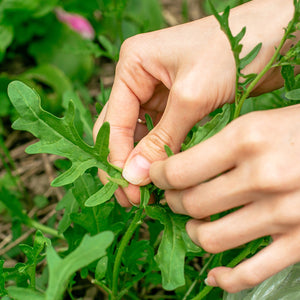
<box><xmin>240</xmin><ymin>43</ymin><xmax>262</xmax><ymax>70</ymax></box>
<box><xmin>0</xmin><ymin>187</ymin><xmax>30</xmax><ymax>223</ymax></box>
<box><xmin>45</xmin><ymin>231</ymin><xmax>114</xmax><ymax>300</ymax></box>
<box><xmin>281</xmin><ymin>65</ymin><xmax>296</xmax><ymax>91</ymax></box>
<box><xmin>146</xmin><ymin>206</ymin><xmax>202</xmax><ymax>290</ymax></box>
<box><xmin>0</xmin><ymin>260</ymin><xmax>6</xmax><ymax>296</ymax></box>
<box><xmin>70</xmin><ymin>174</ymin><xmax>115</xmax><ymax>235</ymax></box>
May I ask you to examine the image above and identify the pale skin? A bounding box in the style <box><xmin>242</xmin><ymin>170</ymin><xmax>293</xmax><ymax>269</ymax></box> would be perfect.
<box><xmin>93</xmin><ymin>0</ymin><xmax>300</xmax><ymax>293</ymax></box>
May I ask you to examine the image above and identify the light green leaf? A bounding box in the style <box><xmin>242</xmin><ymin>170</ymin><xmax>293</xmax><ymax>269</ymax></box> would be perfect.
<box><xmin>146</xmin><ymin>206</ymin><xmax>202</xmax><ymax>290</ymax></box>
<box><xmin>85</xmin><ymin>181</ymin><xmax>118</xmax><ymax>207</ymax></box>
<box><xmin>95</xmin><ymin>256</ymin><xmax>108</xmax><ymax>281</ymax></box>
<box><xmin>182</xmin><ymin>103</ymin><xmax>231</xmax><ymax>151</ymax></box>
<box><xmin>45</xmin><ymin>231</ymin><xmax>114</xmax><ymax>300</ymax></box>
<box><xmin>56</xmin><ymin>190</ymin><xmax>80</xmax><ymax>234</ymax></box>
<box><xmin>63</xmin><ymin>90</ymin><xmax>93</xmax><ymax>144</ymax></box>
<box><xmin>108</xmin><ymin>176</ymin><xmax>128</xmax><ymax>188</ymax></box>
<box><xmin>7</xmin><ymin>287</ymin><xmax>44</xmax><ymax>300</ymax></box>
<box><xmin>8</xmin><ymin>81</ymin><xmax>121</xmax><ymax>187</ymax></box>
<box><xmin>0</xmin><ymin>25</ymin><xmax>13</xmax><ymax>62</ymax></box>
<box><xmin>285</xmin><ymin>88</ymin><xmax>300</xmax><ymax>100</ymax></box>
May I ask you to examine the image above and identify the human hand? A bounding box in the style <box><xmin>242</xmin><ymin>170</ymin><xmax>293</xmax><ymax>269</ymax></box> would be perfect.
<box><xmin>150</xmin><ymin>104</ymin><xmax>300</xmax><ymax>293</ymax></box>
<box><xmin>93</xmin><ymin>0</ymin><xmax>294</xmax><ymax>206</ymax></box>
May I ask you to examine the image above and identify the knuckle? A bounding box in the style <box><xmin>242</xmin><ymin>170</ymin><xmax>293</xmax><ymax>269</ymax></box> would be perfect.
<box><xmin>198</xmin><ymin>230</ymin><xmax>222</xmax><ymax>254</ymax></box>
<box><xmin>119</xmin><ymin>34</ymin><xmax>144</xmax><ymax>57</ymax></box>
<box><xmin>171</xmin><ymin>83</ymin><xmax>200</xmax><ymax>110</ymax></box>
<box><xmin>181</xmin><ymin>189</ymin><xmax>203</xmax><ymax>218</ymax></box>
<box><xmin>250</xmin><ymin>161</ymin><xmax>284</xmax><ymax>192</ymax></box>
<box><xmin>239</xmin><ymin>269</ymin><xmax>262</xmax><ymax>289</ymax></box>
<box><xmin>163</xmin><ymin>158</ymin><xmax>185</xmax><ymax>189</ymax></box>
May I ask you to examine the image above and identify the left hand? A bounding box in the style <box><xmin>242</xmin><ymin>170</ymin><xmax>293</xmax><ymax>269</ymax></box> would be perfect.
<box><xmin>150</xmin><ymin>104</ymin><xmax>300</xmax><ymax>293</ymax></box>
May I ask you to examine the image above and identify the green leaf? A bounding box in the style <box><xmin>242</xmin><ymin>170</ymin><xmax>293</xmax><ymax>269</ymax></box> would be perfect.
<box><xmin>281</xmin><ymin>65</ymin><xmax>296</xmax><ymax>91</ymax></box>
<box><xmin>19</xmin><ymin>231</ymin><xmax>47</xmax><ymax>288</ymax></box>
<box><xmin>240</xmin><ymin>43</ymin><xmax>262</xmax><ymax>70</ymax></box>
<box><xmin>140</xmin><ymin>185</ymin><xmax>151</xmax><ymax>208</ymax></box>
<box><xmin>84</xmin><ymin>181</ymin><xmax>118</xmax><ymax>207</ymax></box>
<box><xmin>45</xmin><ymin>231</ymin><xmax>114</xmax><ymax>300</ymax></box>
<box><xmin>7</xmin><ymin>81</ymin><xmax>120</xmax><ymax>187</ymax></box>
<box><xmin>182</xmin><ymin>103</ymin><xmax>231</xmax><ymax>150</ymax></box>
<box><xmin>0</xmin><ymin>260</ymin><xmax>6</xmax><ymax>296</ymax></box>
<box><xmin>0</xmin><ymin>187</ymin><xmax>30</xmax><ymax>224</ymax></box>
<box><xmin>164</xmin><ymin>145</ymin><xmax>174</xmax><ymax>157</ymax></box>
<box><xmin>0</xmin><ymin>25</ymin><xmax>13</xmax><ymax>62</ymax></box>
<box><xmin>285</xmin><ymin>88</ymin><xmax>300</xmax><ymax>100</ymax></box>
<box><xmin>146</xmin><ymin>206</ymin><xmax>202</xmax><ymax>290</ymax></box>
<box><xmin>7</xmin><ymin>287</ymin><xmax>44</xmax><ymax>300</ymax></box>
<box><xmin>56</xmin><ymin>190</ymin><xmax>80</xmax><ymax>234</ymax></box>
<box><xmin>145</xmin><ymin>113</ymin><xmax>154</xmax><ymax>131</ymax></box>
<box><xmin>108</xmin><ymin>176</ymin><xmax>128</xmax><ymax>188</ymax></box>
<box><xmin>63</xmin><ymin>90</ymin><xmax>93</xmax><ymax>144</ymax></box>
<box><xmin>95</xmin><ymin>256</ymin><xmax>108</xmax><ymax>281</ymax></box>
<box><xmin>70</xmin><ymin>174</ymin><xmax>115</xmax><ymax>235</ymax></box>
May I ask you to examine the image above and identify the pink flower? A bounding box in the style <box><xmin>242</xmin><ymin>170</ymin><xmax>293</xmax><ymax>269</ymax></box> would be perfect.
<box><xmin>55</xmin><ymin>7</ymin><xmax>95</xmax><ymax>40</ymax></box>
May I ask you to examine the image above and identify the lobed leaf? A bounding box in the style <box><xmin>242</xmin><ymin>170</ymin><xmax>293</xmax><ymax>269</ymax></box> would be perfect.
<box><xmin>7</xmin><ymin>81</ymin><xmax>123</xmax><ymax>188</ymax></box>
<box><xmin>45</xmin><ymin>231</ymin><xmax>114</xmax><ymax>300</ymax></box>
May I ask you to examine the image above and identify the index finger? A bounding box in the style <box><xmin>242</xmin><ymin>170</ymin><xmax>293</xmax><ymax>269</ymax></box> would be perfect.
<box><xmin>150</xmin><ymin>126</ymin><xmax>237</xmax><ymax>190</ymax></box>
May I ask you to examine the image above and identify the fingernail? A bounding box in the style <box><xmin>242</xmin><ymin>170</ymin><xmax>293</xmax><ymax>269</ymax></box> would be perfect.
<box><xmin>122</xmin><ymin>155</ymin><xmax>151</xmax><ymax>185</ymax></box>
<box><xmin>204</xmin><ymin>276</ymin><xmax>217</xmax><ymax>287</ymax></box>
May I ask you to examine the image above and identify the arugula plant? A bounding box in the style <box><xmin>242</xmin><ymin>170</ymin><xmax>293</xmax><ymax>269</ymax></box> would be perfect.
<box><xmin>2</xmin><ymin>1</ymin><xmax>300</xmax><ymax>300</ymax></box>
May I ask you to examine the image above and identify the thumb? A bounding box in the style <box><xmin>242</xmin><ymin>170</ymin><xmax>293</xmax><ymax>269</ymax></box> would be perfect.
<box><xmin>122</xmin><ymin>86</ymin><xmax>205</xmax><ymax>185</ymax></box>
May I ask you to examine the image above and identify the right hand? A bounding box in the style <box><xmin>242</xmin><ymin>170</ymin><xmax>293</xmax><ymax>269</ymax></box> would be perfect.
<box><xmin>93</xmin><ymin>0</ymin><xmax>294</xmax><ymax>206</ymax></box>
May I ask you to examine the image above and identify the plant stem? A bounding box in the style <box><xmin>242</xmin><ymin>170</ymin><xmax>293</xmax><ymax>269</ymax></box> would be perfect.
<box><xmin>233</xmin><ymin>16</ymin><xmax>297</xmax><ymax>119</ymax></box>
<box><xmin>183</xmin><ymin>254</ymin><xmax>215</xmax><ymax>300</ymax></box>
<box><xmin>111</xmin><ymin>208</ymin><xmax>145</xmax><ymax>299</ymax></box>
<box><xmin>92</xmin><ymin>279</ymin><xmax>112</xmax><ymax>296</ymax></box>
<box><xmin>29</xmin><ymin>219</ymin><xmax>64</xmax><ymax>239</ymax></box>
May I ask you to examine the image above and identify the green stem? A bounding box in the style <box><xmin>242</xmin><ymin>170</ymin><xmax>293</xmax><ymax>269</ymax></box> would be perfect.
<box><xmin>191</xmin><ymin>239</ymin><xmax>264</xmax><ymax>300</ymax></box>
<box><xmin>183</xmin><ymin>254</ymin><xmax>215</xmax><ymax>300</ymax></box>
<box><xmin>111</xmin><ymin>208</ymin><xmax>145</xmax><ymax>299</ymax></box>
<box><xmin>93</xmin><ymin>279</ymin><xmax>112</xmax><ymax>296</ymax></box>
<box><xmin>233</xmin><ymin>16</ymin><xmax>297</xmax><ymax>119</ymax></box>
<box><xmin>29</xmin><ymin>219</ymin><xmax>65</xmax><ymax>239</ymax></box>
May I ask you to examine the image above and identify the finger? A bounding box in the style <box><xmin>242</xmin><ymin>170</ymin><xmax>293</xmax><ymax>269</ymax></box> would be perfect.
<box><xmin>206</xmin><ymin>226</ymin><xmax>300</xmax><ymax>293</ymax></box>
<box><xmin>150</xmin><ymin>125</ymin><xmax>237</xmax><ymax>190</ymax></box>
<box><xmin>186</xmin><ymin>201</ymin><xmax>274</xmax><ymax>253</ymax></box>
<box><xmin>123</xmin><ymin>85</ymin><xmax>209</xmax><ymax>186</ymax></box>
<box><xmin>165</xmin><ymin>168</ymin><xmax>253</xmax><ymax>218</ymax></box>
